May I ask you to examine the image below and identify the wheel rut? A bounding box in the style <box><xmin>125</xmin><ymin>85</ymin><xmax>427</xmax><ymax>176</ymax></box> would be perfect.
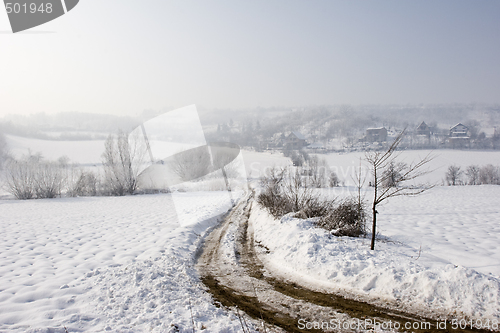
<box><xmin>196</xmin><ymin>192</ymin><xmax>493</xmax><ymax>333</ymax></box>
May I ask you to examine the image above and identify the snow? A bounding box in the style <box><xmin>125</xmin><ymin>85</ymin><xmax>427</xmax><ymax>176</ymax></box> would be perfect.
<box><xmin>5</xmin><ymin>134</ymin><xmax>105</xmax><ymax>165</ymax></box>
<box><xmin>3</xmin><ymin>132</ymin><xmax>500</xmax><ymax>331</ymax></box>
<box><xmin>321</xmin><ymin>149</ymin><xmax>500</xmax><ymax>185</ymax></box>
<box><xmin>241</xmin><ymin>150</ymin><xmax>291</xmax><ymax>178</ymax></box>
<box><xmin>4</xmin><ymin>134</ymin><xmax>293</xmax><ymax>179</ymax></box>
<box><xmin>0</xmin><ymin>192</ymin><xmax>247</xmax><ymax>332</ymax></box>
<box><xmin>379</xmin><ymin>185</ymin><xmax>500</xmax><ymax>277</ymax></box>
<box><xmin>250</xmin><ymin>185</ymin><xmax>500</xmax><ymax>323</ymax></box>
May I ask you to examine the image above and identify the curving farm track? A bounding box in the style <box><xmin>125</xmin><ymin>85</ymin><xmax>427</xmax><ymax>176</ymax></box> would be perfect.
<box><xmin>196</xmin><ymin>192</ymin><xmax>493</xmax><ymax>333</ymax></box>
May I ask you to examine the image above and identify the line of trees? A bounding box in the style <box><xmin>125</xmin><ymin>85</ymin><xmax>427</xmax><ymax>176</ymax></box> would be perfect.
<box><xmin>3</xmin><ymin>154</ymin><xmax>93</xmax><ymax>199</ymax></box>
<box><xmin>1</xmin><ymin>130</ymin><xmax>247</xmax><ymax>199</ymax></box>
<box><xmin>1</xmin><ymin>131</ymin><xmax>145</xmax><ymax>199</ymax></box>
<box><xmin>445</xmin><ymin>164</ymin><xmax>500</xmax><ymax>186</ymax></box>
<box><xmin>0</xmin><ymin>132</ymin><xmax>6</xmax><ymax>170</ymax></box>
<box><xmin>2</xmin><ymin>154</ymin><xmax>106</xmax><ymax>199</ymax></box>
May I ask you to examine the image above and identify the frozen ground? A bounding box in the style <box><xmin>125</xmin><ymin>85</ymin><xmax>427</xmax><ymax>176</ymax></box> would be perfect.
<box><xmin>5</xmin><ymin>135</ymin><xmax>105</xmax><ymax>165</ymax></box>
<box><xmin>3</xmin><ymin>134</ymin><xmax>500</xmax><ymax>331</ymax></box>
<box><xmin>0</xmin><ymin>191</ymin><xmax>249</xmax><ymax>333</ymax></box>
<box><xmin>320</xmin><ymin>149</ymin><xmax>500</xmax><ymax>185</ymax></box>
<box><xmin>251</xmin><ymin>185</ymin><xmax>500</xmax><ymax>324</ymax></box>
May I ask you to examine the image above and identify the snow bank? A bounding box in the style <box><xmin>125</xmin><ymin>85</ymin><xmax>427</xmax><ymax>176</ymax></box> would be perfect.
<box><xmin>251</xmin><ymin>200</ymin><xmax>500</xmax><ymax>322</ymax></box>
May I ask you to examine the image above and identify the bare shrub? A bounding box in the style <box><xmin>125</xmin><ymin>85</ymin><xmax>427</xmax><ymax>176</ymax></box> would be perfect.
<box><xmin>287</xmin><ymin>149</ymin><xmax>309</xmax><ymax>167</ymax></box>
<box><xmin>102</xmin><ymin>130</ymin><xmax>146</xmax><ymax>196</ymax></box>
<box><xmin>257</xmin><ymin>167</ymin><xmax>365</xmax><ymax>237</ymax></box>
<box><xmin>460</xmin><ymin>164</ymin><xmax>500</xmax><ymax>186</ymax></box>
<box><xmin>329</xmin><ymin>171</ymin><xmax>340</xmax><ymax>187</ymax></box>
<box><xmin>3</xmin><ymin>154</ymin><xmax>65</xmax><ymax>199</ymax></box>
<box><xmin>316</xmin><ymin>198</ymin><xmax>366</xmax><ymax>237</ymax></box>
<box><xmin>465</xmin><ymin>165</ymin><xmax>481</xmax><ymax>185</ymax></box>
<box><xmin>445</xmin><ymin>165</ymin><xmax>462</xmax><ymax>186</ymax></box>
<box><xmin>34</xmin><ymin>161</ymin><xmax>64</xmax><ymax>198</ymax></box>
<box><xmin>0</xmin><ymin>132</ymin><xmax>7</xmax><ymax>169</ymax></box>
<box><xmin>257</xmin><ymin>167</ymin><xmax>290</xmax><ymax>217</ymax></box>
<box><xmin>283</xmin><ymin>168</ymin><xmax>334</xmax><ymax>217</ymax></box>
<box><xmin>3</xmin><ymin>156</ymin><xmax>36</xmax><ymax>199</ymax></box>
<box><xmin>257</xmin><ymin>187</ymin><xmax>293</xmax><ymax>217</ymax></box>
<box><xmin>257</xmin><ymin>167</ymin><xmax>335</xmax><ymax>220</ymax></box>
<box><xmin>479</xmin><ymin>164</ymin><xmax>500</xmax><ymax>185</ymax></box>
<box><xmin>170</xmin><ymin>146</ymin><xmax>211</xmax><ymax>182</ymax></box>
<box><xmin>307</xmin><ymin>156</ymin><xmax>329</xmax><ymax>188</ymax></box>
<box><xmin>210</xmin><ymin>144</ymin><xmax>241</xmax><ymax>179</ymax></box>
<box><xmin>382</xmin><ymin>161</ymin><xmax>407</xmax><ymax>188</ymax></box>
<box><xmin>69</xmin><ymin>171</ymin><xmax>99</xmax><ymax>197</ymax></box>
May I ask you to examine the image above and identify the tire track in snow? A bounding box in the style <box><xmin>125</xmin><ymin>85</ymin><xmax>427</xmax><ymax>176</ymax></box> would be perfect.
<box><xmin>196</xmin><ymin>192</ymin><xmax>495</xmax><ymax>333</ymax></box>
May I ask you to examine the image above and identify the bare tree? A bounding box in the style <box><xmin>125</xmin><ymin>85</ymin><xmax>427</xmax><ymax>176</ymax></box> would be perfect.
<box><xmin>210</xmin><ymin>144</ymin><xmax>241</xmax><ymax>179</ymax></box>
<box><xmin>329</xmin><ymin>171</ymin><xmax>340</xmax><ymax>187</ymax></box>
<box><xmin>3</xmin><ymin>156</ymin><xmax>36</xmax><ymax>199</ymax></box>
<box><xmin>257</xmin><ymin>166</ymin><xmax>334</xmax><ymax>219</ymax></box>
<box><xmin>0</xmin><ymin>132</ymin><xmax>7</xmax><ymax>169</ymax></box>
<box><xmin>479</xmin><ymin>164</ymin><xmax>500</xmax><ymax>185</ymax></box>
<box><xmin>382</xmin><ymin>161</ymin><xmax>407</xmax><ymax>188</ymax></box>
<box><xmin>445</xmin><ymin>165</ymin><xmax>462</xmax><ymax>186</ymax></box>
<box><xmin>102</xmin><ymin>130</ymin><xmax>146</xmax><ymax>195</ymax></box>
<box><xmin>169</xmin><ymin>146</ymin><xmax>212</xmax><ymax>182</ymax></box>
<box><xmin>3</xmin><ymin>153</ymin><xmax>65</xmax><ymax>199</ymax></box>
<box><xmin>34</xmin><ymin>161</ymin><xmax>64</xmax><ymax>198</ymax></box>
<box><xmin>68</xmin><ymin>170</ymin><xmax>99</xmax><ymax>197</ymax></box>
<box><xmin>308</xmin><ymin>156</ymin><xmax>329</xmax><ymax>188</ymax></box>
<box><xmin>465</xmin><ymin>165</ymin><xmax>480</xmax><ymax>185</ymax></box>
<box><xmin>351</xmin><ymin>158</ymin><xmax>368</xmax><ymax>232</ymax></box>
<box><xmin>365</xmin><ymin>130</ymin><xmax>434</xmax><ymax>250</ymax></box>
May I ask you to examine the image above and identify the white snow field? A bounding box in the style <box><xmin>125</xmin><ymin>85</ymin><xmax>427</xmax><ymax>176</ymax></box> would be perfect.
<box><xmin>0</xmin><ymin>191</ymin><xmax>252</xmax><ymax>333</ymax></box>
<box><xmin>3</xmin><ymin>133</ymin><xmax>500</xmax><ymax>331</ymax></box>
<box><xmin>5</xmin><ymin>133</ymin><xmax>500</xmax><ymax>184</ymax></box>
<box><xmin>251</xmin><ymin>185</ymin><xmax>500</xmax><ymax>324</ymax></box>
<box><xmin>5</xmin><ymin>135</ymin><xmax>105</xmax><ymax>165</ymax></box>
<box><xmin>320</xmin><ymin>149</ymin><xmax>500</xmax><ymax>186</ymax></box>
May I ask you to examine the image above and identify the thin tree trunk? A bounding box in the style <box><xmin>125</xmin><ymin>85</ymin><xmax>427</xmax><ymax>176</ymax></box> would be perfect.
<box><xmin>371</xmin><ymin>204</ymin><xmax>377</xmax><ymax>250</ymax></box>
<box><xmin>371</xmin><ymin>165</ymin><xmax>378</xmax><ymax>250</ymax></box>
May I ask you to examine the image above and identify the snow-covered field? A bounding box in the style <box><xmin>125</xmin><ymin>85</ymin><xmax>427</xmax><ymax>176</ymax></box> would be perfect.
<box><xmin>0</xmin><ymin>192</ymin><xmax>249</xmax><ymax>333</ymax></box>
<box><xmin>2</xmin><ymin>134</ymin><xmax>500</xmax><ymax>331</ymax></box>
<box><xmin>321</xmin><ymin>149</ymin><xmax>500</xmax><ymax>186</ymax></box>
<box><xmin>251</xmin><ymin>185</ymin><xmax>500</xmax><ymax>323</ymax></box>
<box><xmin>5</xmin><ymin>135</ymin><xmax>105</xmax><ymax>165</ymax></box>
<box><xmin>5</xmin><ymin>133</ymin><xmax>500</xmax><ymax>184</ymax></box>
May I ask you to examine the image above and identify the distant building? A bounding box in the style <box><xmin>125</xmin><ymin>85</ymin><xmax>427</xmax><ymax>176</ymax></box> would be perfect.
<box><xmin>449</xmin><ymin>123</ymin><xmax>470</xmax><ymax>148</ymax></box>
<box><xmin>284</xmin><ymin>131</ymin><xmax>307</xmax><ymax>150</ymax></box>
<box><xmin>449</xmin><ymin>123</ymin><xmax>469</xmax><ymax>138</ymax></box>
<box><xmin>307</xmin><ymin>142</ymin><xmax>326</xmax><ymax>152</ymax></box>
<box><xmin>365</xmin><ymin>127</ymin><xmax>387</xmax><ymax>142</ymax></box>
<box><xmin>416</xmin><ymin>121</ymin><xmax>431</xmax><ymax>137</ymax></box>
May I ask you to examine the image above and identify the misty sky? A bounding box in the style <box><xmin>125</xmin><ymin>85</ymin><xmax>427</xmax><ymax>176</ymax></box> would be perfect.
<box><xmin>1</xmin><ymin>0</ymin><xmax>499</xmax><ymax>117</ymax></box>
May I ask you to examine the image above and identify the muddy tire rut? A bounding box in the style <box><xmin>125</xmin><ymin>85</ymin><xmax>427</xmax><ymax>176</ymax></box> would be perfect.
<box><xmin>196</xmin><ymin>192</ymin><xmax>493</xmax><ymax>333</ymax></box>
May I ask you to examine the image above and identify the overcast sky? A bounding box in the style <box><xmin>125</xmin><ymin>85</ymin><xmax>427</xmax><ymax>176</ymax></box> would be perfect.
<box><xmin>1</xmin><ymin>0</ymin><xmax>499</xmax><ymax>117</ymax></box>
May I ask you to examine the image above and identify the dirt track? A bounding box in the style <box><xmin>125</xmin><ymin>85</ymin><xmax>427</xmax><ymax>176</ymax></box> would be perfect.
<box><xmin>195</xmin><ymin>192</ymin><xmax>493</xmax><ymax>333</ymax></box>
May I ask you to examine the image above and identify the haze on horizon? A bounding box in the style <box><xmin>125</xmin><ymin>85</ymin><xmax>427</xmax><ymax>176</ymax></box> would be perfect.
<box><xmin>1</xmin><ymin>0</ymin><xmax>499</xmax><ymax>118</ymax></box>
